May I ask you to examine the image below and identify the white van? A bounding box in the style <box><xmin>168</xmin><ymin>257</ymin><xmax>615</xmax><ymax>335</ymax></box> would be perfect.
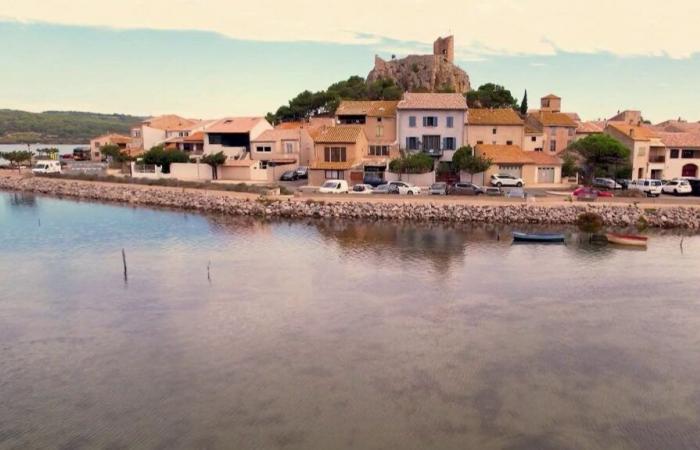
<box><xmin>319</xmin><ymin>179</ymin><xmax>349</xmax><ymax>194</ymax></box>
<box><xmin>629</xmin><ymin>179</ymin><xmax>662</xmax><ymax>197</ymax></box>
<box><xmin>32</xmin><ymin>160</ymin><xmax>62</xmax><ymax>174</ymax></box>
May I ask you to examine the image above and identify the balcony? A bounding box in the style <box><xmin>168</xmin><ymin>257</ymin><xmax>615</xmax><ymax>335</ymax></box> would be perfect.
<box><xmin>649</xmin><ymin>156</ymin><xmax>666</xmax><ymax>163</ymax></box>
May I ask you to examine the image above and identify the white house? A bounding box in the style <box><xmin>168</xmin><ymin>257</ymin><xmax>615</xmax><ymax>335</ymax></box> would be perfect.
<box><xmin>396</xmin><ymin>93</ymin><xmax>468</xmax><ymax>162</ymax></box>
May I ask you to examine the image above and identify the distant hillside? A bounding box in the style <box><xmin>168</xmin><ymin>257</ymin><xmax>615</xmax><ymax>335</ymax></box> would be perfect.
<box><xmin>0</xmin><ymin>109</ymin><xmax>144</xmax><ymax>144</ymax></box>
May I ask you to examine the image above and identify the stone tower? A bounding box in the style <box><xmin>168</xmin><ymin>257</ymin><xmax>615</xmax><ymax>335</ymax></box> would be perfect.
<box><xmin>433</xmin><ymin>36</ymin><xmax>454</xmax><ymax>63</ymax></box>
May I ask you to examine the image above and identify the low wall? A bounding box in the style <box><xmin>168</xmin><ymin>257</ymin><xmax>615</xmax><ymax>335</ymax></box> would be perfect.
<box><xmin>385</xmin><ymin>171</ymin><xmax>435</xmax><ymax>186</ymax></box>
<box><xmin>3</xmin><ymin>175</ymin><xmax>699</xmax><ymax>229</ymax></box>
<box><xmin>170</xmin><ymin>163</ymin><xmax>213</xmax><ymax>181</ymax></box>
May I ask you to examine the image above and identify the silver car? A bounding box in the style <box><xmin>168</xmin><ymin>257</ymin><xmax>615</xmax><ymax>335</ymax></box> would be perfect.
<box><xmin>429</xmin><ymin>182</ymin><xmax>448</xmax><ymax>195</ymax></box>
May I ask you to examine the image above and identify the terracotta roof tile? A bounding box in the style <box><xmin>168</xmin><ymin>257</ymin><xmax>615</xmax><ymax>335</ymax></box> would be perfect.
<box><xmin>313</xmin><ymin>125</ymin><xmax>365</xmax><ymax>143</ymax></box>
<box><xmin>143</xmin><ymin>115</ymin><xmax>199</xmax><ymax>131</ymax></box>
<box><xmin>468</xmin><ymin>108</ymin><xmax>524</xmax><ymax>126</ymax></box>
<box><xmin>398</xmin><ymin>93</ymin><xmax>468</xmax><ymax>110</ymax></box>
<box><xmin>92</xmin><ymin>133</ymin><xmax>131</xmax><ymax>144</ymax></box>
<box><xmin>542</xmin><ymin>94</ymin><xmax>561</xmax><ymax>100</ymax></box>
<box><xmin>577</xmin><ymin>121</ymin><xmax>604</xmax><ymax>134</ymax></box>
<box><xmin>607</xmin><ymin>123</ymin><xmax>658</xmax><ymax>141</ymax></box>
<box><xmin>656</xmin><ymin>132</ymin><xmax>700</xmax><ymax>148</ymax></box>
<box><xmin>530</xmin><ymin>111</ymin><xmax>577</xmax><ymax>127</ymax></box>
<box><xmin>336</xmin><ymin>101</ymin><xmax>399</xmax><ymax>117</ymax></box>
<box><xmin>527</xmin><ymin>151</ymin><xmax>562</xmax><ymax>165</ymax></box>
<box><xmin>207</xmin><ymin>117</ymin><xmax>267</xmax><ymax>134</ymax></box>
<box><xmin>475</xmin><ymin>145</ymin><xmax>535</xmax><ymax>164</ymax></box>
<box><xmin>253</xmin><ymin>129</ymin><xmax>306</xmax><ymax>142</ymax></box>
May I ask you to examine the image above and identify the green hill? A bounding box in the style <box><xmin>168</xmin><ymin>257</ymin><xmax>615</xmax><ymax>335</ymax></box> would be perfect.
<box><xmin>0</xmin><ymin>109</ymin><xmax>144</xmax><ymax>144</ymax></box>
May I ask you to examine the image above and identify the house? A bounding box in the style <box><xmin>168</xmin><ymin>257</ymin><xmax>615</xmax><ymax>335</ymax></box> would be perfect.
<box><xmin>308</xmin><ymin>125</ymin><xmax>368</xmax><ymax>187</ymax></box>
<box><xmin>203</xmin><ymin>117</ymin><xmax>272</xmax><ymax>160</ymax></box>
<box><xmin>89</xmin><ymin>133</ymin><xmax>132</xmax><ymax>161</ymax></box>
<box><xmin>656</xmin><ymin>132</ymin><xmax>700</xmax><ymax>178</ymax></box>
<box><xmin>466</xmin><ymin>108</ymin><xmax>524</xmax><ymax>148</ymax></box>
<box><xmin>397</xmin><ymin>93</ymin><xmax>468</xmax><ymax>162</ymax></box>
<box><xmin>250</xmin><ymin>128</ymin><xmax>314</xmax><ymax>173</ymax></box>
<box><xmin>605</xmin><ymin>123</ymin><xmax>667</xmax><ymax>180</ymax></box>
<box><xmin>527</xmin><ymin>95</ymin><xmax>578</xmax><ymax>154</ymax></box>
<box><xmin>575</xmin><ymin>121</ymin><xmax>604</xmax><ymax>141</ymax></box>
<box><xmin>128</xmin><ymin>115</ymin><xmax>200</xmax><ymax>155</ymax></box>
<box><xmin>171</xmin><ymin>131</ymin><xmax>205</xmax><ymax>155</ymax></box>
<box><xmin>523</xmin><ymin>125</ymin><xmax>545</xmax><ymax>152</ymax></box>
<box><xmin>474</xmin><ymin>144</ymin><xmax>562</xmax><ymax>185</ymax></box>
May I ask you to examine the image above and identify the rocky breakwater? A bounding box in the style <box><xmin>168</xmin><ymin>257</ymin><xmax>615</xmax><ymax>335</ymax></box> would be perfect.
<box><xmin>2</xmin><ymin>175</ymin><xmax>700</xmax><ymax>229</ymax></box>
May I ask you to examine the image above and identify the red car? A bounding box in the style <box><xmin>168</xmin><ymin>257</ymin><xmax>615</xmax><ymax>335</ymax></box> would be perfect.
<box><xmin>573</xmin><ymin>187</ymin><xmax>614</xmax><ymax>198</ymax></box>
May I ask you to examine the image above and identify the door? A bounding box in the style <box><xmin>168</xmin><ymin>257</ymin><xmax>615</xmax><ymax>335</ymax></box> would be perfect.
<box><xmin>682</xmin><ymin>164</ymin><xmax>698</xmax><ymax>178</ymax></box>
<box><xmin>537</xmin><ymin>167</ymin><xmax>555</xmax><ymax>183</ymax></box>
<box><xmin>422</xmin><ymin>135</ymin><xmax>441</xmax><ymax>152</ymax></box>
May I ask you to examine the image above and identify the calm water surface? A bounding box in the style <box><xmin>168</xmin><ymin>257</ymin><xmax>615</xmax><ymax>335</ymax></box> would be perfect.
<box><xmin>1</xmin><ymin>192</ymin><xmax>700</xmax><ymax>450</ymax></box>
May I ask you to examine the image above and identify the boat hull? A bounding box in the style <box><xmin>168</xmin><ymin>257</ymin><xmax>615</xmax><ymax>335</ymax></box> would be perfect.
<box><xmin>606</xmin><ymin>233</ymin><xmax>648</xmax><ymax>247</ymax></box>
<box><xmin>512</xmin><ymin>232</ymin><xmax>566</xmax><ymax>243</ymax></box>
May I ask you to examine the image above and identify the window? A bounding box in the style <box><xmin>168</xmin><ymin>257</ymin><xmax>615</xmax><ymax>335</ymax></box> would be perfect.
<box><xmin>670</xmin><ymin>149</ymin><xmax>680</xmax><ymax>159</ymax></box>
<box><xmin>446</xmin><ymin>116</ymin><xmax>454</xmax><ymax>128</ymax></box>
<box><xmin>443</xmin><ymin>137</ymin><xmax>456</xmax><ymax>150</ymax></box>
<box><xmin>492</xmin><ymin>128</ymin><xmax>497</xmax><ymax>135</ymax></box>
<box><xmin>476</xmin><ymin>140</ymin><xmax>484</xmax><ymax>145</ymax></box>
<box><xmin>409</xmin><ymin>116</ymin><xmax>417</xmax><ymax>128</ymax></box>
<box><xmin>209</xmin><ymin>134</ymin><xmax>222</xmax><ymax>145</ymax></box>
<box><xmin>506</xmin><ymin>140</ymin><xmax>513</xmax><ymax>146</ymax></box>
<box><xmin>423</xmin><ymin>116</ymin><xmax>438</xmax><ymax>127</ymax></box>
<box><xmin>535</xmin><ymin>148</ymin><xmax>543</xmax><ymax>152</ymax></box>
<box><xmin>638</xmin><ymin>146</ymin><xmax>647</xmax><ymax>157</ymax></box>
<box><xmin>376</xmin><ymin>125</ymin><xmax>384</xmax><ymax>137</ymax></box>
<box><xmin>324</xmin><ymin>146</ymin><xmax>347</xmax><ymax>162</ymax></box>
<box><xmin>407</xmin><ymin>137</ymin><xmax>419</xmax><ymax>150</ymax></box>
<box><xmin>377</xmin><ymin>117</ymin><xmax>383</xmax><ymax>123</ymax></box>
<box><xmin>531</xmin><ymin>136</ymin><xmax>537</xmax><ymax>142</ymax></box>
<box><xmin>285</xmin><ymin>142</ymin><xmax>294</xmax><ymax>153</ymax></box>
<box><xmin>682</xmin><ymin>150</ymin><xmax>695</xmax><ymax>159</ymax></box>
<box><xmin>549</xmin><ymin>140</ymin><xmax>557</xmax><ymax>152</ymax></box>
<box><xmin>325</xmin><ymin>170</ymin><xmax>343</xmax><ymax>179</ymax></box>
<box><xmin>256</xmin><ymin>146</ymin><xmax>272</xmax><ymax>153</ymax></box>
<box><xmin>369</xmin><ymin>145</ymin><xmax>390</xmax><ymax>156</ymax></box>
<box><xmin>568</xmin><ymin>128</ymin><xmax>575</xmax><ymax>136</ymax></box>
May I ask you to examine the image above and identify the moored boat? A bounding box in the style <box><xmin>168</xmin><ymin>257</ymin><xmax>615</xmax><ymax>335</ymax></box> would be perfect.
<box><xmin>606</xmin><ymin>233</ymin><xmax>648</xmax><ymax>247</ymax></box>
<box><xmin>512</xmin><ymin>231</ymin><xmax>566</xmax><ymax>243</ymax></box>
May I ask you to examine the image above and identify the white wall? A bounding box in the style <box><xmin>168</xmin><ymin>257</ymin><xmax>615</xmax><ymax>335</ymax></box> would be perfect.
<box><xmin>142</xmin><ymin>126</ymin><xmax>167</xmax><ymax>151</ymax></box>
<box><xmin>397</xmin><ymin>110</ymin><xmax>467</xmax><ymax>161</ymax></box>
<box><xmin>170</xmin><ymin>162</ymin><xmax>213</xmax><ymax>181</ymax></box>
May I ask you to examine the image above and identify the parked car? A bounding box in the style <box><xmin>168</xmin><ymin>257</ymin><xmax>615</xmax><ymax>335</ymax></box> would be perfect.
<box><xmin>280</xmin><ymin>170</ymin><xmax>298</xmax><ymax>181</ymax></box>
<box><xmin>483</xmin><ymin>187</ymin><xmax>503</xmax><ymax>196</ymax></box>
<box><xmin>387</xmin><ymin>181</ymin><xmax>421</xmax><ymax>195</ymax></box>
<box><xmin>429</xmin><ymin>182</ymin><xmax>448</xmax><ymax>195</ymax></box>
<box><xmin>506</xmin><ymin>188</ymin><xmax>526</xmax><ymax>199</ymax></box>
<box><xmin>616</xmin><ymin>179</ymin><xmax>631</xmax><ymax>190</ymax></box>
<box><xmin>32</xmin><ymin>160</ymin><xmax>62</xmax><ymax>174</ymax></box>
<box><xmin>372</xmin><ymin>184</ymin><xmax>399</xmax><ymax>195</ymax></box>
<box><xmin>448</xmin><ymin>182</ymin><xmax>484</xmax><ymax>196</ymax></box>
<box><xmin>573</xmin><ymin>187</ymin><xmax>614</xmax><ymax>199</ymax></box>
<box><xmin>593</xmin><ymin>177</ymin><xmax>622</xmax><ymax>190</ymax></box>
<box><xmin>319</xmin><ymin>179</ymin><xmax>349</xmax><ymax>194</ymax></box>
<box><xmin>295</xmin><ymin>166</ymin><xmax>308</xmax><ymax>179</ymax></box>
<box><xmin>662</xmin><ymin>179</ymin><xmax>692</xmax><ymax>195</ymax></box>
<box><xmin>490</xmin><ymin>174</ymin><xmax>524</xmax><ymax>187</ymax></box>
<box><xmin>628</xmin><ymin>179</ymin><xmax>663</xmax><ymax>197</ymax></box>
<box><xmin>363</xmin><ymin>174</ymin><xmax>385</xmax><ymax>187</ymax></box>
<box><xmin>350</xmin><ymin>184</ymin><xmax>374</xmax><ymax>194</ymax></box>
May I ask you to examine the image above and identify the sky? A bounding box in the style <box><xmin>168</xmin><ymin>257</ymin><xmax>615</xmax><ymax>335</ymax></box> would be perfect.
<box><xmin>1</xmin><ymin>0</ymin><xmax>700</xmax><ymax>123</ymax></box>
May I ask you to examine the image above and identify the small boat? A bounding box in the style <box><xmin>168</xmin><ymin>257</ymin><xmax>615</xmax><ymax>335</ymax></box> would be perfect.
<box><xmin>512</xmin><ymin>231</ymin><xmax>566</xmax><ymax>243</ymax></box>
<box><xmin>606</xmin><ymin>233</ymin><xmax>648</xmax><ymax>247</ymax></box>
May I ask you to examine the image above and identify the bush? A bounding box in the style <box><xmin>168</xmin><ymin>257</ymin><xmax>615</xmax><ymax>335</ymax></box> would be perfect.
<box><xmin>389</xmin><ymin>153</ymin><xmax>434</xmax><ymax>174</ymax></box>
<box><xmin>141</xmin><ymin>146</ymin><xmax>189</xmax><ymax>174</ymax></box>
<box><xmin>577</xmin><ymin>212</ymin><xmax>604</xmax><ymax>233</ymax></box>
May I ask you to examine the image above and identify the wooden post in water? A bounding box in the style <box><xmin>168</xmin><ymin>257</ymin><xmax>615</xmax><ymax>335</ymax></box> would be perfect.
<box><xmin>207</xmin><ymin>260</ymin><xmax>211</xmax><ymax>283</ymax></box>
<box><xmin>122</xmin><ymin>248</ymin><xmax>128</xmax><ymax>282</ymax></box>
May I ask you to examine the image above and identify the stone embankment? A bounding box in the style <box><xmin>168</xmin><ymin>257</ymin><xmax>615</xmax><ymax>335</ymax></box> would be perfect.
<box><xmin>2</xmin><ymin>175</ymin><xmax>700</xmax><ymax>229</ymax></box>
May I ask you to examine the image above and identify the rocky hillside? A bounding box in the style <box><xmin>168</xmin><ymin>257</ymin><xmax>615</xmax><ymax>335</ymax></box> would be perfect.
<box><xmin>367</xmin><ymin>54</ymin><xmax>471</xmax><ymax>94</ymax></box>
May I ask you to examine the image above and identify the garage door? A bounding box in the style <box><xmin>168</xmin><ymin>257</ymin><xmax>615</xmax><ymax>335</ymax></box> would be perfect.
<box><xmin>538</xmin><ymin>167</ymin><xmax>555</xmax><ymax>183</ymax></box>
<box><xmin>498</xmin><ymin>165</ymin><xmax>522</xmax><ymax>178</ymax></box>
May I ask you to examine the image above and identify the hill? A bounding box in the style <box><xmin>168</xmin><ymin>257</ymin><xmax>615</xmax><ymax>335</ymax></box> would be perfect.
<box><xmin>0</xmin><ymin>109</ymin><xmax>144</xmax><ymax>144</ymax></box>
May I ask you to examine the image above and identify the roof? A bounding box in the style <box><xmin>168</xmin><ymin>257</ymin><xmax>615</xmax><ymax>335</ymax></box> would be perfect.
<box><xmin>524</xmin><ymin>125</ymin><xmax>543</xmax><ymax>135</ymax></box>
<box><xmin>252</xmin><ymin>128</ymin><xmax>305</xmax><ymax>142</ymax></box>
<box><xmin>309</xmin><ymin>161</ymin><xmax>357</xmax><ymax>170</ymax></box>
<box><xmin>92</xmin><ymin>133</ymin><xmax>131</xmax><ymax>144</ymax></box>
<box><xmin>142</xmin><ymin>115</ymin><xmax>199</xmax><ymax>131</ymax></box>
<box><xmin>276</xmin><ymin>121</ymin><xmax>304</xmax><ymax>130</ymax></box>
<box><xmin>336</xmin><ymin>101</ymin><xmax>399</xmax><ymax>118</ymax></box>
<box><xmin>183</xmin><ymin>131</ymin><xmax>204</xmax><ymax>143</ymax></box>
<box><xmin>397</xmin><ymin>93</ymin><xmax>468</xmax><ymax>110</ymax></box>
<box><xmin>607</xmin><ymin>123</ymin><xmax>658</xmax><ymax>141</ymax></box>
<box><xmin>577</xmin><ymin>121</ymin><xmax>604</xmax><ymax>134</ymax></box>
<box><xmin>475</xmin><ymin>145</ymin><xmax>535</xmax><ymax>164</ymax></box>
<box><xmin>530</xmin><ymin>111</ymin><xmax>577</xmax><ymax>128</ymax></box>
<box><xmin>542</xmin><ymin>94</ymin><xmax>561</xmax><ymax>100</ymax></box>
<box><xmin>527</xmin><ymin>151</ymin><xmax>562</xmax><ymax>165</ymax></box>
<box><xmin>657</xmin><ymin>132</ymin><xmax>700</xmax><ymax>148</ymax></box>
<box><xmin>468</xmin><ymin>108</ymin><xmax>524</xmax><ymax>126</ymax></box>
<box><xmin>206</xmin><ymin>117</ymin><xmax>267</xmax><ymax>134</ymax></box>
<box><xmin>313</xmin><ymin>125</ymin><xmax>365</xmax><ymax>144</ymax></box>
<box><xmin>653</xmin><ymin>120</ymin><xmax>700</xmax><ymax>133</ymax></box>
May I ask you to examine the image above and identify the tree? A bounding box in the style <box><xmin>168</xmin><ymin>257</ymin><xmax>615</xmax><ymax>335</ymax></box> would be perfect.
<box><xmin>201</xmin><ymin>151</ymin><xmax>228</xmax><ymax>180</ymax></box>
<box><xmin>389</xmin><ymin>153</ymin><xmax>434</xmax><ymax>177</ymax></box>
<box><xmin>452</xmin><ymin>146</ymin><xmax>493</xmax><ymax>181</ymax></box>
<box><xmin>466</xmin><ymin>83</ymin><xmax>518</xmax><ymax>109</ymax></box>
<box><xmin>0</xmin><ymin>150</ymin><xmax>34</xmax><ymax>168</ymax></box>
<box><xmin>367</xmin><ymin>77</ymin><xmax>403</xmax><ymax>101</ymax></box>
<box><xmin>141</xmin><ymin>145</ymin><xmax>189</xmax><ymax>174</ymax></box>
<box><xmin>561</xmin><ymin>152</ymin><xmax>578</xmax><ymax>178</ymax></box>
<box><xmin>99</xmin><ymin>144</ymin><xmax>129</xmax><ymax>163</ymax></box>
<box><xmin>520</xmin><ymin>90</ymin><xmax>528</xmax><ymax>115</ymax></box>
<box><xmin>567</xmin><ymin>134</ymin><xmax>630</xmax><ymax>183</ymax></box>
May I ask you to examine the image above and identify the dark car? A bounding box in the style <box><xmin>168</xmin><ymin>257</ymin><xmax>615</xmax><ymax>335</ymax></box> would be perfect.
<box><xmin>372</xmin><ymin>184</ymin><xmax>399</xmax><ymax>195</ymax></box>
<box><xmin>363</xmin><ymin>174</ymin><xmax>385</xmax><ymax>187</ymax></box>
<box><xmin>295</xmin><ymin>166</ymin><xmax>309</xmax><ymax>179</ymax></box>
<box><xmin>280</xmin><ymin>170</ymin><xmax>299</xmax><ymax>181</ymax></box>
<box><xmin>448</xmin><ymin>182</ymin><xmax>484</xmax><ymax>196</ymax></box>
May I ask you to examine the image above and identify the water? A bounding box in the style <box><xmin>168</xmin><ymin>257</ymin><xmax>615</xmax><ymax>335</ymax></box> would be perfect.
<box><xmin>1</xmin><ymin>192</ymin><xmax>700</xmax><ymax>450</ymax></box>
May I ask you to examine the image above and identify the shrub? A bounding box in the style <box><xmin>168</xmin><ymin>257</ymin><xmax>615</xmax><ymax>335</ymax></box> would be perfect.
<box><xmin>577</xmin><ymin>212</ymin><xmax>604</xmax><ymax>233</ymax></box>
<box><xmin>389</xmin><ymin>153</ymin><xmax>434</xmax><ymax>174</ymax></box>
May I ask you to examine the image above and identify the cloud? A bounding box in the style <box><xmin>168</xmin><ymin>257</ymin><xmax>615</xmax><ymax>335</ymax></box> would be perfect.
<box><xmin>2</xmin><ymin>0</ymin><xmax>700</xmax><ymax>58</ymax></box>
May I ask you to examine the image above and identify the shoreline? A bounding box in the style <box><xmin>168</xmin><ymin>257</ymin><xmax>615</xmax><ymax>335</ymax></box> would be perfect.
<box><xmin>2</xmin><ymin>173</ymin><xmax>700</xmax><ymax>229</ymax></box>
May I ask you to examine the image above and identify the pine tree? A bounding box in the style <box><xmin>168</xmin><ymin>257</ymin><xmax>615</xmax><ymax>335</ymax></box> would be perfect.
<box><xmin>520</xmin><ymin>90</ymin><xmax>529</xmax><ymax>115</ymax></box>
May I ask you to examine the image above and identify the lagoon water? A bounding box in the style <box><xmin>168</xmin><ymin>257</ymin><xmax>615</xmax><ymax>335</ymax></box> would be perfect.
<box><xmin>1</xmin><ymin>192</ymin><xmax>700</xmax><ymax>449</ymax></box>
